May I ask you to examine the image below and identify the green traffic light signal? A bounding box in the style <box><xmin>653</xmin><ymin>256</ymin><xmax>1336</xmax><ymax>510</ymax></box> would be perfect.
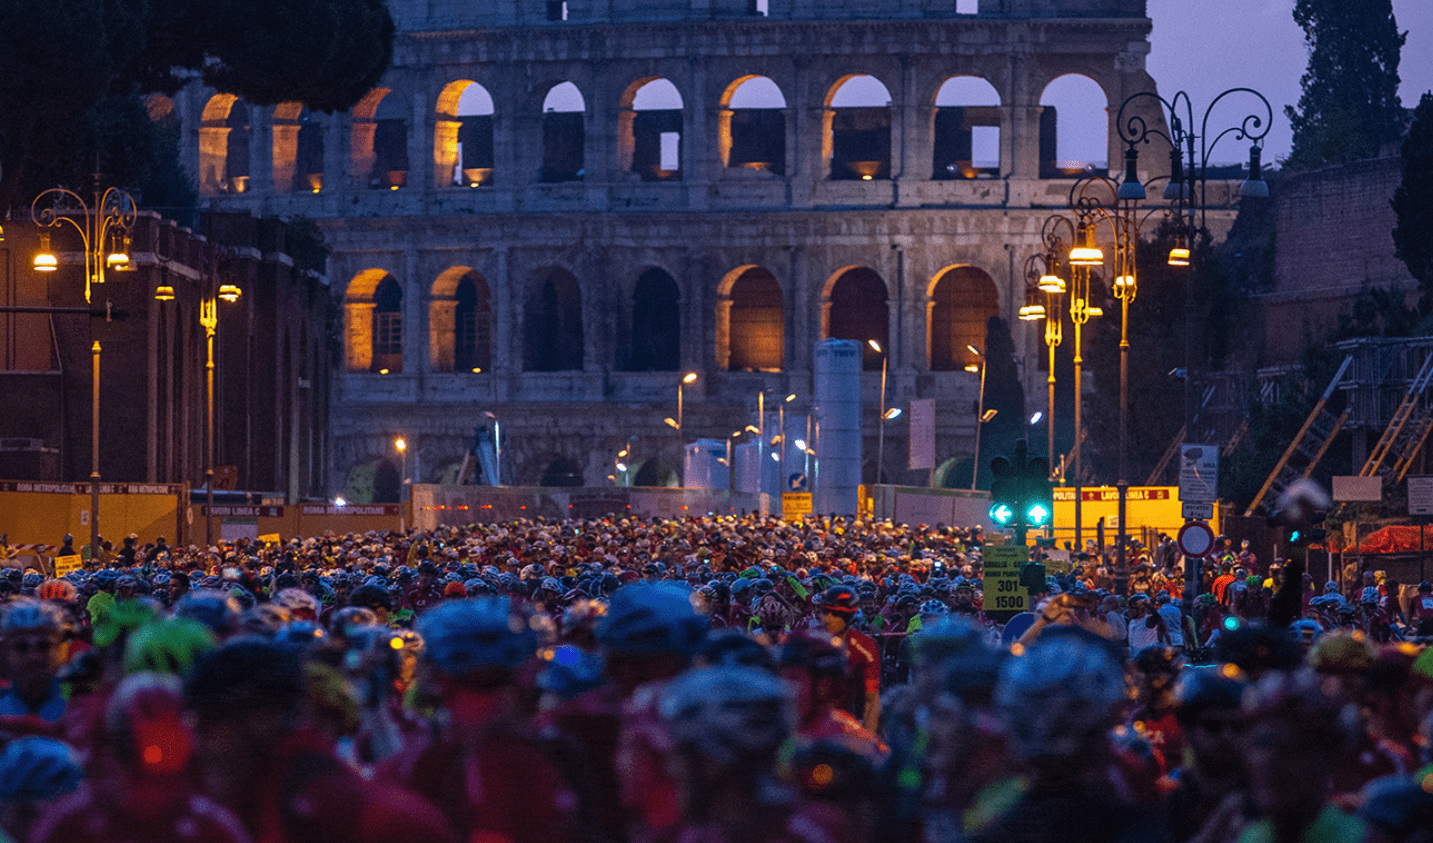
<box><xmin>1026</xmin><ymin>502</ymin><xmax>1050</xmax><ymax>527</ymax></box>
<box><xmin>990</xmin><ymin>502</ymin><xmax>1014</xmax><ymax>525</ymax></box>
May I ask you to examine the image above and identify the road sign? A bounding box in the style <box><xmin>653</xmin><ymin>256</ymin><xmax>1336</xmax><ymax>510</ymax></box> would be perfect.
<box><xmin>1408</xmin><ymin>476</ymin><xmax>1433</xmax><ymax>515</ymax></box>
<box><xmin>982</xmin><ymin>544</ymin><xmax>1029</xmax><ymax>615</ymax></box>
<box><xmin>787</xmin><ymin>473</ymin><xmax>807</xmax><ymax>492</ymax></box>
<box><xmin>1332</xmin><ymin>475</ymin><xmax>1382</xmax><ymax>502</ymax></box>
<box><xmin>782</xmin><ymin>492</ymin><xmax>812</xmax><ymax>518</ymax></box>
<box><xmin>1182</xmin><ymin>501</ymin><xmax>1214</xmax><ymax>521</ymax></box>
<box><xmin>1177</xmin><ymin>520</ymin><xmax>1216</xmax><ymax>558</ymax></box>
<box><xmin>1179</xmin><ymin>444</ymin><xmax>1219</xmax><ymax>503</ymax></box>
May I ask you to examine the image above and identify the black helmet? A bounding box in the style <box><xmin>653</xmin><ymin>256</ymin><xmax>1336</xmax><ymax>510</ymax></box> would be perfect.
<box><xmin>819</xmin><ymin>585</ymin><xmax>859</xmax><ymax>616</ymax></box>
<box><xmin>1420</xmin><ymin>581</ymin><xmax>1432</xmax><ymax>593</ymax></box>
<box><xmin>1174</xmin><ymin>666</ymin><xmax>1246</xmax><ymax>726</ymax></box>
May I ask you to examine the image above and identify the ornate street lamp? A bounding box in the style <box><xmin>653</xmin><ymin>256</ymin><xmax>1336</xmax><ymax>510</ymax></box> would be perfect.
<box><xmin>32</xmin><ymin>183</ymin><xmax>136</xmax><ymax>559</ymax></box>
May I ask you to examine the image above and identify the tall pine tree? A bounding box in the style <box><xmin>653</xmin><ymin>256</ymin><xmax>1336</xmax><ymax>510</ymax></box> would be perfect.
<box><xmin>1285</xmin><ymin>0</ymin><xmax>1405</xmax><ymax>171</ymax></box>
<box><xmin>1392</xmin><ymin>92</ymin><xmax>1433</xmax><ymax>308</ymax></box>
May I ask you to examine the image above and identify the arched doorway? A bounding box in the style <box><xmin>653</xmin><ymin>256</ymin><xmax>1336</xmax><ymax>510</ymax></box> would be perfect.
<box><xmin>524</xmin><ymin>269</ymin><xmax>584</xmax><ymax>371</ymax></box>
<box><xmin>824</xmin><ymin>267</ymin><xmax>888</xmax><ymax>370</ymax></box>
<box><xmin>928</xmin><ymin>266</ymin><xmax>999</xmax><ymax>370</ymax></box>
<box><xmin>626</xmin><ymin>268</ymin><xmax>680</xmax><ymax>371</ymax></box>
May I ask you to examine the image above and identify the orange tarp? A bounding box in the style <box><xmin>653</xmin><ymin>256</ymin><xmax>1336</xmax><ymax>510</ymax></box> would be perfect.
<box><xmin>1356</xmin><ymin>525</ymin><xmax>1433</xmax><ymax>555</ymax></box>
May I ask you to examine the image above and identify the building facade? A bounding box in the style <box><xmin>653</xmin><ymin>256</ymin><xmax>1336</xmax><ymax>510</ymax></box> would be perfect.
<box><xmin>170</xmin><ymin>0</ymin><xmax>1175</xmax><ymax>499</ymax></box>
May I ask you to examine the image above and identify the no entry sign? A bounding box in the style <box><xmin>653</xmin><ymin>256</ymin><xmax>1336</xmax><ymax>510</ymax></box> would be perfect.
<box><xmin>1177</xmin><ymin>520</ymin><xmax>1216</xmax><ymax>558</ymax></box>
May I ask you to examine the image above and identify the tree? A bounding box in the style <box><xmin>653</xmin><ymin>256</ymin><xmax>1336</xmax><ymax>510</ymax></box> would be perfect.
<box><xmin>1392</xmin><ymin>92</ymin><xmax>1433</xmax><ymax>307</ymax></box>
<box><xmin>1285</xmin><ymin>0</ymin><xmax>1405</xmax><ymax>171</ymax></box>
<box><xmin>0</xmin><ymin>0</ymin><xmax>393</xmax><ymax>208</ymax></box>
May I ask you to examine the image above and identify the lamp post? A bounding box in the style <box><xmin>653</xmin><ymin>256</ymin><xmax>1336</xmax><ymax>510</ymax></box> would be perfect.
<box><xmin>1019</xmin><ymin>250</ymin><xmax>1065</xmax><ymax>494</ymax></box>
<box><xmin>482</xmin><ymin>411</ymin><xmax>502</xmax><ymax>486</ymax></box>
<box><xmin>869</xmin><ymin>340</ymin><xmax>890</xmax><ymax>485</ymax></box>
<box><xmin>156</xmin><ymin>269</ymin><xmax>242</xmax><ymax>547</ymax></box>
<box><xmin>1115</xmin><ymin>88</ymin><xmax>1271</xmax><ymax>461</ymax></box>
<box><xmin>395</xmin><ymin>437</ymin><xmax>408</xmax><ymax>532</ymax></box>
<box><xmin>1116</xmin><ymin>87</ymin><xmax>1271</xmax><ymax>599</ymax></box>
<box><xmin>966</xmin><ymin>345</ymin><xmax>989</xmax><ymax>490</ymax></box>
<box><xmin>777</xmin><ymin>393</ymin><xmax>795</xmax><ymax>489</ymax></box>
<box><xmin>667</xmin><ymin>372</ymin><xmax>698</xmax><ymax>486</ymax></box>
<box><xmin>32</xmin><ymin>182</ymin><xmax>136</xmax><ymax>559</ymax></box>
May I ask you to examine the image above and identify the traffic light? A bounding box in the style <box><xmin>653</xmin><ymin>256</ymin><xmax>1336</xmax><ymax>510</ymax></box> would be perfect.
<box><xmin>1023</xmin><ymin>456</ymin><xmax>1053</xmax><ymax>528</ymax></box>
<box><xmin>987</xmin><ymin>440</ymin><xmax>1053</xmax><ymax>535</ymax></box>
<box><xmin>988</xmin><ymin>456</ymin><xmax>1017</xmax><ymax>526</ymax></box>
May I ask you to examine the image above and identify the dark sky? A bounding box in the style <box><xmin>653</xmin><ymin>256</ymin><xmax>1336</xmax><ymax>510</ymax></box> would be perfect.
<box><xmin>1147</xmin><ymin>0</ymin><xmax>1433</xmax><ymax>165</ymax></box>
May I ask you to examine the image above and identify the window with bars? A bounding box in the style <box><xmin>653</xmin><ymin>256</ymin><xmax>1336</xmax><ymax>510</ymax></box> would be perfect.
<box><xmin>374</xmin><ymin>311</ymin><xmax>403</xmax><ymax>356</ymax></box>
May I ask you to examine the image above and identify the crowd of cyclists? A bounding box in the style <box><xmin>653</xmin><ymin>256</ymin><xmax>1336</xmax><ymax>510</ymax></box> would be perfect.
<box><xmin>0</xmin><ymin>512</ymin><xmax>1429</xmax><ymax>843</ymax></box>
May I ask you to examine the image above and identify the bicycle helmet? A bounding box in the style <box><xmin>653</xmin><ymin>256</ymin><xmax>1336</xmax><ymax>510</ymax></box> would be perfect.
<box><xmin>106</xmin><ymin>672</ymin><xmax>191</xmax><ymax>775</ymax></box>
<box><xmin>595</xmin><ymin>583</ymin><xmax>706</xmax><ymax>657</ymax></box>
<box><xmin>1</xmin><ymin>600</ymin><xmax>62</xmax><ymax>636</ymax></box>
<box><xmin>918</xmin><ymin>598</ymin><xmax>950</xmax><ymax>618</ymax></box>
<box><xmin>123</xmin><ymin>618</ymin><xmax>217</xmax><ymax>676</ymax></box>
<box><xmin>1307</xmin><ymin>630</ymin><xmax>1375</xmax><ymax>675</ymax></box>
<box><xmin>272</xmin><ymin>588</ymin><xmax>319</xmax><ymax>621</ymax></box>
<box><xmin>756</xmin><ymin>594</ymin><xmax>789</xmax><ymax>628</ymax></box>
<box><xmin>0</xmin><ymin>736</ymin><xmax>83</xmax><ymax>801</ymax></box>
<box><xmin>777</xmin><ymin>629</ymin><xmax>849</xmax><ymax>677</ymax></box>
<box><xmin>1173</xmin><ymin>666</ymin><xmax>1247</xmax><ymax>726</ymax></box>
<box><xmin>659</xmin><ymin>666</ymin><xmax>790</xmax><ymax>767</ymax></box>
<box><xmin>1359</xmin><ymin>587</ymin><xmax>1381</xmax><ymax>605</ymax></box>
<box><xmin>172</xmin><ymin>589</ymin><xmax>243</xmax><ymax>636</ymax></box>
<box><xmin>818</xmin><ymin>585</ymin><xmax>859</xmax><ymax>616</ymax></box>
<box><xmin>417</xmin><ymin>598</ymin><xmax>537</xmax><ymax>675</ymax></box>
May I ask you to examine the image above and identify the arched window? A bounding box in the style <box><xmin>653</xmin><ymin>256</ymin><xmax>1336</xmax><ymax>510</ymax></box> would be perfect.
<box><xmin>721</xmin><ymin>76</ymin><xmax>786</xmax><ymax>175</ymax></box>
<box><xmin>623</xmin><ymin>268</ymin><xmax>680</xmax><ymax>371</ymax></box>
<box><xmin>825</xmin><ymin>75</ymin><xmax>892</xmax><ymax>181</ymax></box>
<box><xmin>435</xmin><ymin>81</ymin><xmax>495</xmax><ymax>187</ymax></box>
<box><xmin>454</xmin><ymin>274</ymin><xmax>492</xmax><ymax>373</ymax></box>
<box><xmin>351</xmin><ymin>89</ymin><xmax>408</xmax><ymax>189</ymax></box>
<box><xmin>343</xmin><ymin>270</ymin><xmax>398</xmax><ymax>373</ymax></box>
<box><xmin>932</xmin><ymin>76</ymin><xmax>1001</xmax><ymax>179</ymax></box>
<box><xmin>621</xmin><ymin>79</ymin><xmax>683</xmax><ymax>181</ymax></box>
<box><xmin>1038</xmin><ymin>74</ymin><xmax>1109</xmax><ymax>178</ymax></box>
<box><xmin>524</xmin><ymin>269</ymin><xmax>584</xmax><ymax>371</ymax></box>
<box><xmin>372</xmin><ymin>276</ymin><xmax>404</xmax><ymax>373</ymax></box>
<box><xmin>928</xmin><ymin>266</ymin><xmax>999</xmax><ymax>370</ymax></box>
<box><xmin>273</xmin><ymin>103</ymin><xmax>325</xmax><ymax>193</ymax></box>
<box><xmin>199</xmin><ymin>94</ymin><xmax>248</xmax><ymax>195</ymax></box>
<box><xmin>823</xmin><ymin>267</ymin><xmax>888</xmax><ymax>370</ymax></box>
<box><xmin>430</xmin><ymin>268</ymin><xmax>491</xmax><ymax>373</ymax></box>
<box><xmin>541</xmin><ymin>82</ymin><xmax>586</xmax><ymax>182</ymax></box>
<box><xmin>718</xmin><ymin>266</ymin><xmax>783</xmax><ymax>372</ymax></box>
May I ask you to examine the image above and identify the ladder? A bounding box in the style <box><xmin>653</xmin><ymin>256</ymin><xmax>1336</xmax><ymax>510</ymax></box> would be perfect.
<box><xmin>1244</xmin><ymin>355</ymin><xmax>1354</xmax><ymax>516</ymax></box>
<box><xmin>1359</xmin><ymin>349</ymin><xmax>1433</xmax><ymax>483</ymax></box>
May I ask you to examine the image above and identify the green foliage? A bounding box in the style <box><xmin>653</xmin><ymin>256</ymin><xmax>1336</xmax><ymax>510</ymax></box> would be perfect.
<box><xmin>0</xmin><ymin>0</ymin><xmax>394</xmax><ymax>208</ymax></box>
<box><xmin>1285</xmin><ymin>0</ymin><xmax>1406</xmax><ymax>171</ymax></box>
<box><xmin>284</xmin><ymin>217</ymin><xmax>333</xmax><ymax>277</ymax></box>
<box><xmin>1392</xmin><ymin>92</ymin><xmax>1433</xmax><ymax>307</ymax></box>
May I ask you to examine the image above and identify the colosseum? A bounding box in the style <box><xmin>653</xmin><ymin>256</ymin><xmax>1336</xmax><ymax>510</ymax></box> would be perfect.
<box><xmin>172</xmin><ymin>0</ymin><xmax>1180</xmax><ymax>501</ymax></box>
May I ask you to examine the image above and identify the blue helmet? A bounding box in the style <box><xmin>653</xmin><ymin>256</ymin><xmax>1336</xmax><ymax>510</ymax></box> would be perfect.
<box><xmin>417</xmin><ymin>598</ymin><xmax>537</xmax><ymax>674</ymax></box>
<box><xmin>0</xmin><ymin>737</ymin><xmax>83</xmax><ymax>801</ymax></box>
<box><xmin>596</xmin><ymin>583</ymin><xmax>706</xmax><ymax>658</ymax></box>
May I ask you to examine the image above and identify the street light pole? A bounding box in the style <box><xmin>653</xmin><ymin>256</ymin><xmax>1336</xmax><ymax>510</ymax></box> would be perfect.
<box><xmin>677</xmin><ymin>372</ymin><xmax>697</xmax><ymax>486</ymax></box>
<box><xmin>869</xmin><ymin>340</ymin><xmax>887</xmax><ymax>485</ymax></box>
<box><xmin>395</xmin><ymin>437</ymin><xmax>408</xmax><ymax>532</ymax></box>
<box><xmin>967</xmin><ymin>345</ymin><xmax>987</xmax><ymax>490</ymax></box>
<box><xmin>1115</xmin><ymin>86</ymin><xmax>1271</xmax><ymax>595</ymax></box>
<box><xmin>32</xmin><ymin>180</ymin><xmax>136</xmax><ymax>560</ymax></box>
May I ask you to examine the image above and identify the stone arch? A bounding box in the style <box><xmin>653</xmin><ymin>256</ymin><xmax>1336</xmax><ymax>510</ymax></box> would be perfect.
<box><xmin>822</xmin><ymin>266</ymin><xmax>888</xmax><ymax>371</ymax></box>
<box><xmin>430</xmin><ymin>267</ymin><xmax>492</xmax><ymax>373</ymax></box>
<box><xmin>622</xmin><ymin>267</ymin><xmax>680</xmax><ymax>372</ymax></box>
<box><xmin>541</xmin><ymin>81</ymin><xmax>586</xmax><ymax>182</ymax></box>
<box><xmin>351</xmin><ymin>88</ymin><xmax>410</xmax><ymax>189</ymax></box>
<box><xmin>1038</xmin><ymin>73</ymin><xmax>1109</xmax><ymax>178</ymax></box>
<box><xmin>928</xmin><ymin>265</ymin><xmax>999</xmax><ymax>371</ymax></box>
<box><xmin>824</xmin><ymin>75</ymin><xmax>892</xmax><ymax>181</ymax></box>
<box><xmin>199</xmin><ymin>94</ymin><xmax>249</xmax><ymax>195</ymax></box>
<box><xmin>620</xmin><ymin>78</ymin><xmax>684</xmax><ymax>181</ymax></box>
<box><xmin>540</xmin><ymin>456</ymin><xmax>585</xmax><ymax>487</ymax></box>
<box><xmin>932</xmin><ymin>76</ymin><xmax>1001</xmax><ymax>179</ymax></box>
<box><xmin>435</xmin><ymin>80</ymin><xmax>496</xmax><ymax>188</ymax></box>
<box><xmin>717</xmin><ymin>265</ymin><xmax>784</xmax><ymax>372</ymax></box>
<box><xmin>720</xmin><ymin>75</ymin><xmax>786</xmax><ymax>174</ymax></box>
<box><xmin>524</xmin><ymin>267</ymin><xmax>584</xmax><ymax>372</ymax></box>
<box><xmin>343</xmin><ymin>269</ymin><xmax>400</xmax><ymax>373</ymax></box>
<box><xmin>272</xmin><ymin>102</ymin><xmax>325</xmax><ymax>192</ymax></box>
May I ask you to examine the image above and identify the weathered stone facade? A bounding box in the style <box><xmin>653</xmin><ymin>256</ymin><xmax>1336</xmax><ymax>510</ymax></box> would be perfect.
<box><xmin>172</xmin><ymin>0</ymin><xmax>1177</xmax><ymax>499</ymax></box>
